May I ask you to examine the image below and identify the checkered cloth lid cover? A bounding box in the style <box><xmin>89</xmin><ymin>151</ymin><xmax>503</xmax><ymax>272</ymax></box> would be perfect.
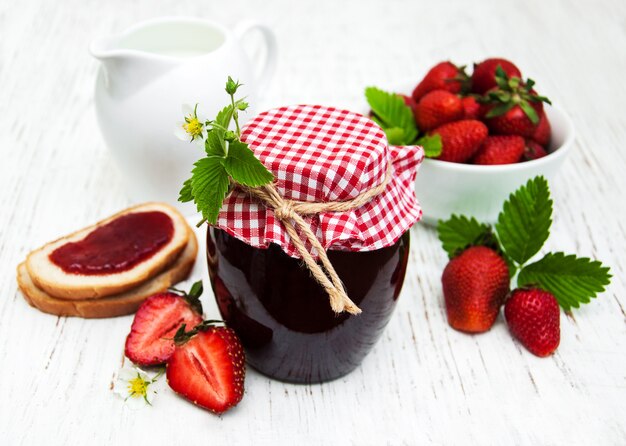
<box><xmin>216</xmin><ymin>105</ymin><xmax>424</xmax><ymax>258</ymax></box>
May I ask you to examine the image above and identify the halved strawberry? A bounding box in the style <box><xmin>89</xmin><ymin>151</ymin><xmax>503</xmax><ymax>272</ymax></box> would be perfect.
<box><xmin>124</xmin><ymin>281</ymin><xmax>204</xmax><ymax>366</ymax></box>
<box><xmin>167</xmin><ymin>323</ymin><xmax>245</xmax><ymax>414</ymax></box>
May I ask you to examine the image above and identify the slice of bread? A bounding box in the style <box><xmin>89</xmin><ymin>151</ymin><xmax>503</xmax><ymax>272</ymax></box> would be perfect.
<box><xmin>26</xmin><ymin>203</ymin><xmax>190</xmax><ymax>300</ymax></box>
<box><xmin>17</xmin><ymin>231</ymin><xmax>198</xmax><ymax>318</ymax></box>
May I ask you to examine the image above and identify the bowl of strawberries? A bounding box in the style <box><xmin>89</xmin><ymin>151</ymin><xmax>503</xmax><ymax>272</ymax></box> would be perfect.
<box><xmin>366</xmin><ymin>58</ymin><xmax>575</xmax><ymax>225</ymax></box>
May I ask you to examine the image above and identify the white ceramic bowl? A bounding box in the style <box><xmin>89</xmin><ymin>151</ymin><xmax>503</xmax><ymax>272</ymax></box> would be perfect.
<box><xmin>415</xmin><ymin>104</ymin><xmax>575</xmax><ymax>225</ymax></box>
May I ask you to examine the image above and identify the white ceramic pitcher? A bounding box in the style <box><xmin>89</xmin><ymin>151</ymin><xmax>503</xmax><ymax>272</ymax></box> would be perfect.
<box><xmin>90</xmin><ymin>17</ymin><xmax>277</xmax><ymax>212</ymax></box>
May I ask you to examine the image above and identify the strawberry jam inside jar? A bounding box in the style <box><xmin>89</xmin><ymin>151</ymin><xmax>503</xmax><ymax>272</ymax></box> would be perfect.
<box><xmin>206</xmin><ymin>105</ymin><xmax>424</xmax><ymax>383</ymax></box>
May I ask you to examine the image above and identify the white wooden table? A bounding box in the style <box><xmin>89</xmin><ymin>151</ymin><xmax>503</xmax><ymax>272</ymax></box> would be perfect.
<box><xmin>1</xmin><ymin>0</ymin><xmax>625</xmax><ymax>444</ymax></box>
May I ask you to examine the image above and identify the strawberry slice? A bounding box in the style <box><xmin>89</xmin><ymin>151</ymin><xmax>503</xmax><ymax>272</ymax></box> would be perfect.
<box><xmin>124</xmin><ymin>281</ymin><xmax>204</xmax><ymax>366</ymax></box>
<box><xmin>166</xmin><ymin>323</ymin><xmax>245</xmax><ymax>414</ymax></box>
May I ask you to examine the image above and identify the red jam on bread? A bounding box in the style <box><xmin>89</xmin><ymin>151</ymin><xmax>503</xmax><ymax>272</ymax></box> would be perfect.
<box><xmin>49</xmin><ymin>211</ymin><xmax>174</xmax><ymax>275</ymax></box>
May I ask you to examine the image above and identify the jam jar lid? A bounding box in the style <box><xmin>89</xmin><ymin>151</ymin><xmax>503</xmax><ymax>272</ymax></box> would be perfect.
<box><xmin>216</xmin><ymin>104</ymin><xmax>424</xmax><ymax>258</ymax></box>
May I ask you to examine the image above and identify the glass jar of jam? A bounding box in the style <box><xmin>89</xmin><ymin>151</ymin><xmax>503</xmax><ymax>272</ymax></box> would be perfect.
<box><xmin>206</xmin><ymin>105</ymin><xmax>424</xmax><ymax>384</ymax></box>
<box><xmin>207</xmin><ymin>228</ymin><xmax>410</xmax><ymax>383</ymax></box>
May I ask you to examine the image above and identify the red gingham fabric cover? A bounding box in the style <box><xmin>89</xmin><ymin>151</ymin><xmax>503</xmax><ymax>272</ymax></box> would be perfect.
<box><xmin>216</xmin><ymin>105</ymin><xmax>424</xmax><ymax>258</ymax></box>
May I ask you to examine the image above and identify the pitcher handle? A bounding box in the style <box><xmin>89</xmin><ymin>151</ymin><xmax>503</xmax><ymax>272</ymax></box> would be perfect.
<box><xmin>234</xmin><ymin>20</ymin><xmax>277</xmax><ymax>91</ymax></box>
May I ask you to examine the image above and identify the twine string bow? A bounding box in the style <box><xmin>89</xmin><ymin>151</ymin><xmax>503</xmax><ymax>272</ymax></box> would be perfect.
<box><xmin>242</xmin><ymin>165</ymin><xmax>393</xmax><ymax>315</ymax></box>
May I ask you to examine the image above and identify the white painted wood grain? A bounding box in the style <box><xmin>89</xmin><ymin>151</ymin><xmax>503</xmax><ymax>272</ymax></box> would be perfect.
<box><xmin>1</xmin><ymin>0</ymin><xmax>625</xmax><ymax>444</ymax></box>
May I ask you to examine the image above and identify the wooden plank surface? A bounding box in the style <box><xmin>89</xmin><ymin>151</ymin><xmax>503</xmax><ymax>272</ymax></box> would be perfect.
<box><xmin>1</xmin><ymin>0</ymin><xmax>625</xmax><ymax>444</ymax></box>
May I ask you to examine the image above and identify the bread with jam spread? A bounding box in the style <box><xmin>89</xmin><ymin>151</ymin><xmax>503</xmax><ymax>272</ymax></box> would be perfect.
<box><xmin>25</xmin><ymin>203</ymin><xmax>191</xmax><ymax>300</ymax></box>
<box><xmin>17</xmin><ymin>231</ymin><xmax>197</xmax><ymax>318</ymax></box>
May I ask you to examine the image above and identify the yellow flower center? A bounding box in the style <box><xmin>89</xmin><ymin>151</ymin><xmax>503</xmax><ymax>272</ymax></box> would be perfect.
<box><xmin>127</xmin><ymin>375</ymin><xmax>149</xmax><ymax>398</ymax></box>
<box><xmin>183</xmin><ymin>117</ymin><xmax>203</xmax><ymax>139</ymax></box>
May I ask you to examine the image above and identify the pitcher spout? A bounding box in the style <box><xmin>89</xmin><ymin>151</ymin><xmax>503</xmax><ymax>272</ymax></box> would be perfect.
<box><xmin>89</xmin><ymin>35</ymin><xmax>119</xmax><ymax>60</ymax></box>
<box><xmin>90</xmin><ymin>35</ymin><xmax>174</xmax><ymax>97</ymax></box>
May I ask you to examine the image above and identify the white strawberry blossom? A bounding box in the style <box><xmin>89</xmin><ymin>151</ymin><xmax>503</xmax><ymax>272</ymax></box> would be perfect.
<box><xmin>113</xmin><ymin>365</ymin><xmax>164</xmax><ymax>410</ymax></box>
<box><xmin>175</xmin><ymin>103</ymin><xmax>207</xmax><ymax>145</ymax></box>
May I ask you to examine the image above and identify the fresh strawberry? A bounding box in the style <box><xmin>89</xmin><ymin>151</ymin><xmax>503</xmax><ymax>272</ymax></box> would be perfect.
<box><xmin>461</xmin><ymin>96</ymin><xmax>481</xmax><ymax>119</ymax></box>
<box><xmin>471</xmin><ymin>58</ymin><xmax>521</xmax><ymax>94</ymax></box>
<box><xmin>531</xmin><ymin>110</ymin><xmax>551</xmax><ymax>147</ymax></box>
<box><xmin>473</xmin><ymin>135</ymin><xmax>525</xmax><ymax>165</ymax></box>
<box><xmin>430</xmin><ymin>119</ymin><xmax>488</xmax><ymax>163</ymax></box>
<box><xmin>485</xmin><ymin>101</ymin><xmax>544</xmax><ymax>138</ymax></box>
<box><xmin>167</xmin><ymin>323</ymin><xmax>245</xmax><ymax>414</ymax></box>
<box><xmin>125</xmin><ymin>282</ymin><xmax>204</xmax><ymax>366</ymax></box>
<box><xmin>412</xmin><ymin>62</ymin><xmax>468</xmax><ymax>101</ymax></box>
<box><xmin>504</xmin><ymin>288</ymin><xmax>560</xmax><ymax>357</ymax></box>
<box><xmin>523</xmin><ymin>139</ymin><xmax>548</xmax><ymax>161</ymax></box>
<box><xmin>481</xmin><ymin>68</ymin><xmax>551</xmax><ymax>138</ymax></box>
<box><xmin>415</xmin><ymin>90</ymin><xmax>463</xmax><ymax>131</ymax></box>
<box><xmin>441</xmin><ymin>246</ymin><xmax>510</xmax><ymax>333</ymax></box>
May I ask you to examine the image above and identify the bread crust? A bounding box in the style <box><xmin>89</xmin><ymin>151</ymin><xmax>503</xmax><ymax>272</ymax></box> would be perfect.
<box><xmin>17</xmin><ymin>232</ymin><xmax>198</xmax><ymax>318</ymax></box>
<box><xmin>25</xmin><ymin>203</ymin><xmax>191</xmax><ymax>300</ymax></box>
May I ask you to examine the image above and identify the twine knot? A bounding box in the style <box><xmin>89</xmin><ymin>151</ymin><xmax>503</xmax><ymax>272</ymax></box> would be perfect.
<box><xmin>242</xmin><ymin>164</ymin><xmax>393</xmax><ymax>314</ymax></box>
<box><xmin>274</xmin><ymin>201</ymin><xmax>297</xmax><ymax>221</ymax></box>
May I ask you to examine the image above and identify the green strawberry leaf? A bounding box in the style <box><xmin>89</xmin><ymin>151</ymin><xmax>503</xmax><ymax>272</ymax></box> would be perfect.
<box><xmin>178</xmin><ymin>178</ymin><xmax>193</xmax><ymax>203</ymax></box>
<box><xmin>365</xmin><ymin>86</ymin><xmax>417</xmax><ymax>145</ymax></box>
<box><xmin>190</xmin><ymin>157</ymin><xmax>230</xmax><ymax>225</ymax></box>
<box><xmin>215</xmin><ymin>104</ymin><xmax>234</xmax><ymax>131</ymax></box>
<box><xmin>517</xmin><ymin>252</ymin><xmax>612</xmax><ymax>310</ymax></box>
<box><xmin>368</xmin><ymin>113</ymin><xmax>386</xmax><ymax>129</ymax></box>
<box><xmin>205</xmin><ymin>131</ymin><xmax>226</xmax><ymax>156</ymax></box>
<box><xmin>223</xmin><ymin>140</ymin><xmax>274</xmax><ymax>187</ymax></box>
<box><xmin>437</xmin><ymin>215</ymin><xmax>492</xmax><ymax>258</ymax></box>
<box><xmin>495</xmin><ymin>176</ymin><xmax>552</xmax><ymax>266</ymax></box>
<box><xmin>383</xmin><ymin>127</ymin><xmax>408</xmax><ymax>146</ymax></box>
<box><xmin>206</xmin><ymin>104</ymin><xmax>235</xmax><ymax>153</ymax></box>
<box><xmin>417</xmin><ymin>134</ymin><xmax>442</xmax><ymax>158</ymax></box>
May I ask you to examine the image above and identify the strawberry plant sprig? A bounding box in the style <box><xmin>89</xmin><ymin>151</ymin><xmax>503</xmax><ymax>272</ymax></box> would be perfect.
<box><xmin>364</xmin><ymin>86</ymin><xmax>443</xmax><ymax>158</ymax></box>
<box><xmin>437</xmin><ymin>176</ymin><xmax>612</xmax><ymax>311</ymax></box>
<box><xmin>178</xmin><ymin>77</ymin><xmax>274</xmax><ymax>226</ymax></box>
